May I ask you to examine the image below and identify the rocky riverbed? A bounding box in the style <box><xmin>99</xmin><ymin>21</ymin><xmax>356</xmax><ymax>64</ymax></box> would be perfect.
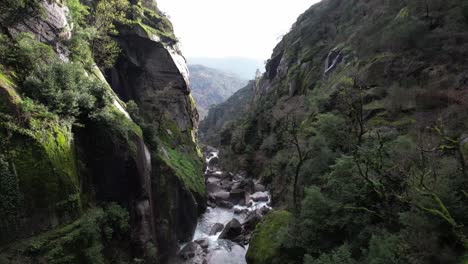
<box><xmin>176</xmin><ymin>147</ymin><xmax>271</xmax><ymax>264</ymax></box>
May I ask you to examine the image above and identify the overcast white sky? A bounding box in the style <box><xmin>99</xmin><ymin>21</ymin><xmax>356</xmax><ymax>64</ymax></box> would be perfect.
<box><xmin>157</xmin><ymin>0</ymin><xmax>320</xmax><ymax>61</ymax></box>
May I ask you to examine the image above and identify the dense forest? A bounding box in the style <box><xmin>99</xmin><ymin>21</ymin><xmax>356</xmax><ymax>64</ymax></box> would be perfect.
<box><xmin>201</xmin><ymin>0</ymin><xmax>468</xmax><ymax>263</ymax></box>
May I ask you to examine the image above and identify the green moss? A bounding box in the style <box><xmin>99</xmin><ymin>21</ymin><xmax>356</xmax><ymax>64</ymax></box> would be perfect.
<box><xmin>246</xmin><ymin>210</ymin><xmax>292</xmax><ymax>264</ymax></box>
<box><xmin>0</xmin><ymin>98</ymin><xmax>81</xmax><ymax>215</ymax></box>
<box><xmin>368</xmin><ymin>112</ymin><xmax>416</xmax><ymax>127</ymax></box>
<box><xmin>158</xmin><ymin>146</ymin><xmax>205</xmax><ymax>195</ymax></box>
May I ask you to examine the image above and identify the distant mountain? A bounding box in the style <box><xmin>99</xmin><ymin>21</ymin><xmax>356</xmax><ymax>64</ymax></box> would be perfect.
<box><xmin>189</xmin><ymin>64</ymin><xmax>248</xmax><ymax>119</ymax></box>
<box><xmin>188</xmin><ymin>57</ymin><xmax>264</xmax><ymax>80</ymax></box>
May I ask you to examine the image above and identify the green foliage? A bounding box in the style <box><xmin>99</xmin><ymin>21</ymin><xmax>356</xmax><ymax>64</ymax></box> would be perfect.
<box><xmin>366</xmin><ymin>232</ymin><xmax>403</xmax><ymax>264</ymax></box>
<box><xmin>0</xmin><ymin>0</ymin><xmax>42</xmax><ymax>25</ymax></box>
<box><xmin>89</xmin><ymin>0</ymin><xmax>131</xmax><ymax>69</ymax></box>
<box><xmin>0</xmin><ymin>155</ymin><xmax>21</xmax><ymax>241</ymax></box>
<box><xmin>4</xmin><ymin>204</ymin><xmax>130</xmax><ymax>263</ymax></box>
<box><xmin>246</xmin><ymin>210</ymin><xmax>293</xmax><ymax>264</ymax></box>
<box><xmin>304</xmin><ymin>244</ymin><xmax>357</xmax><ymax>264</ymax></box>
<box><xmin>23</xmin><ymin>62</ymin><xmax>109</xmax><ymax>119</ymax></box>
<box><xmin>66</xmin><ymin>0</ymin><xmax>89</xmax><ymax>25</ymax></box>
<box><xmin>15</xmin><ymin>33</ymin><xmax>56</xmax><ymax>75</ymax></box>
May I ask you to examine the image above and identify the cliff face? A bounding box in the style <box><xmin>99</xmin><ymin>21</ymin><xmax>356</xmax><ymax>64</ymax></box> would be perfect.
<box><xmin>0</xmin><ymin>0</ymin><xmax>204</xmax><ymax>262</ymax></box>
<box><xmin>201</xmin><ymin>0</ymin><xmax>468</xmax><ymax>263</ymax></box>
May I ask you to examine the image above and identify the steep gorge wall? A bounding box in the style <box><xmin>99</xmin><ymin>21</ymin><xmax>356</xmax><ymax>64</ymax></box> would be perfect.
<box><xmin>0</xmin><ymin>0</ymin><xmax>204</xmax><ymax>262</ymax></box>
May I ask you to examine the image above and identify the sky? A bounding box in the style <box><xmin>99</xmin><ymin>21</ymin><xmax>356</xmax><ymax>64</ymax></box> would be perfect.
<box><xmin>157</xmin><ymin>0</ymin><xmax>320</xmax><ymax>61</ymax></box>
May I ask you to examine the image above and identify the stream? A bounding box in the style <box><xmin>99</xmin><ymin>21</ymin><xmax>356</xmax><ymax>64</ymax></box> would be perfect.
<box><xmin>177</xmin><ymin>147</ymin><xmax>271</xmax><ymax>264</ymax></box>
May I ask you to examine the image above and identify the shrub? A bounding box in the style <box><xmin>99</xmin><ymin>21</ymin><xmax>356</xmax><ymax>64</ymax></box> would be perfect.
<box><xmin>0</xmin><ymin>0</ymin><xmax>42</xmax><ymax>25</ymax></box>
<box><xmin>304</xmin><ymin>244</ymin><xmax>357</xmax><ymax>264</ymax></box>
<box><xmin>15</xmin><ymin>33</ymin><xmax>56</xmax><ymax>74</ymax></box>
<box><xmin>23</xmin><ymin>62</ymin><xmax>109</xmax><ymax>119</ymax></box>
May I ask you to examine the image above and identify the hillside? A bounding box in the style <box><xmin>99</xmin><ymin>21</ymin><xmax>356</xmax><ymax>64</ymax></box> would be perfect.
<box><xmin>200</xmin><ymin>0</ymin><xmax>468</xmax><ymax>263</ymax></box>
<box><xmin>189</xmin><ymin>64</ymin><xmax>247</xmax><ymax>119</ymax></box>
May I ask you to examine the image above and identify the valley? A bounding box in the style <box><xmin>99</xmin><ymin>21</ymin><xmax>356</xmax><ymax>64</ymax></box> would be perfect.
<box><xmin>0</xmin><ymin>0</ymin><xmax>467</xmax><ymax>264</ymax></box>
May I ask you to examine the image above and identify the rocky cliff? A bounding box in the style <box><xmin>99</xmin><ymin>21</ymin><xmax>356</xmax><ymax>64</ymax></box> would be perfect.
<box><xmin>0</xmin><ymin>0</ymin><xmax>204</xmax><ymax>263</ymax></box>
<box><xmin>201</xmin><ymin>0</ymin><xmax>468</xmax><ymax>263</ymax></box>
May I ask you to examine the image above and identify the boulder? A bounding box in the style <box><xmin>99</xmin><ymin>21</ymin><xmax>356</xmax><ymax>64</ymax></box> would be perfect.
<box><xmin>179</xmin><ymin>242</ymin><xmax>203</xmax><ymax>260</ymax></box>
<box><xmin>217</xmin><ymin>200</ymin><xmax>234</xmax><ymax>209</ymax></box>
<box><xmin>258</xmin><ymin>206</ymin><xmax>271</xmax><ymax>216</ymax></box>
<box><xmin>213</xmin><ymin>191</ymin><xmax>230</xmax><ymax>201</ymax></box>
<box><xmin>208</xmin><ymin>156</ymin><xmax>219</xmax><ymax>166</ymax></box>
<box><xmin>243</xmin><ymin>212</ymin><xmax>262</xmax><ymax>232</ymax></box>
<box><xmin>195</xmin><ymin>238</ymin><xmax>209</xmax><ymax>249</ymax></box>
<box><xmin>234</xmin><ymin>208</ymin><xmax>249</xmax><ymax>215</ymax></box>
<box><xmin>209</xmin><ymin>223</ymin><xmax>225</xmax><ymax>235</ymax></box>
<box><xmin>251</xmin><ymin>192</ymin><xmax>269</xmax><ymax>202</ymax></box>
<box><xmin>218</xmin><ymin>219</ymin><xmax>242</xmax><ymax>241</ymax></box>
<box><xmin>229</xmin><ymin>189</ymin><xmax>246</xmax><ymax>205</ymax></box>
<box><xmin>206</xmin><ymin>182</ymin><xmax>221</xmax><ymax>194</ymax></box>
<box><xmin>254</xmin><ymin>183</ymin><xmax>266</xmax><ymax>192</ymax></box>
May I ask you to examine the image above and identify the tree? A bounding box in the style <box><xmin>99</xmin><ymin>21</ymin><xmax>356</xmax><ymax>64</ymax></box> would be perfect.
<box><xmin>278</xmin><ymin>115</ymin><xmax>313</xmax><ymax>212</ymax></box>
<box><xmin>89</xmin><ymin>0</ymin><xmax>131</xmax><ymax>68</ymax></box>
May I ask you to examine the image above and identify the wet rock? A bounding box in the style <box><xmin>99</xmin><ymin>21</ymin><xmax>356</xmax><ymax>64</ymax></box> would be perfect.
<box><xmin>217</xmin><ymin>200</ymin><xmax>234</xmax><ymax>209</ymax></box>
<box><xmin>254</xmin><ymin>183</ymin><xmax>266</xmax><ymax>192</ymax></box>
<box><xmin>206</xmin><ymin>182</ymin><xmax>221</xmax><ymax>194</ymax></box>
<box><xmin>209</xmin><ymin>223</ymin><xmax>225</xmax><ymax>235</ymax></box>
<box><xmin>179</xmin><ymin>242</ymin><xmax>203</xmax><ymax>260</ymax></box>
<box><xmin>195</xmin><ymin>238</ymin><xmax>209</xmax><ymax>249</ymax></box>
<box><xmin>218</xmin><ymin>179</ymin><xmax>233</xmax><ymax>191</ymax></box>
<box><xmin>234</xmin><ymin>208</ymin><xmax>249</xmax><ymax>215</ymax></box>
<box><xmin>229</xmin><ymin>189</ymin><xmax>246</xmax><ymax>205</ymax></box>
<box><xmin>206</xmin><ymin>177</ymin><xmax>220</xmax><ymax>184</ymax></box>
<box><xmin>218</xmin><ymin>219</ymin><xmax>242</xmax><ymax>241</ymax></box>
<box><xmin>205</xmin><ymin>243</ymin><xmax>246</xmax><ymax>264</ymax></box>
<box><xmin>251</xmin><ymin>192</ymin><xmax>269</xmax><ymax>202</ymax></box>
<box><xmin>207</xmin><ymin>200</ymin><xmax>217</xmax><ymax>208</ymax></box>
<box><xmin>258</xmin><ymin>206</ymin><xmax>271</xmax><ymax>216</ymax></box>
<box><xmin>213</xmin><ymin>191</ymin><xmax>230</xmax><ymax>201</ymax></box>
<box><xmin>208</xmin><ymin>156</ymin><xmax>219</xmax><ymax>166</ymax></box>
<box><xmin>243</xmin><ymin>212</ymin><xmax>262</xmax><ymax>232</ymax></box>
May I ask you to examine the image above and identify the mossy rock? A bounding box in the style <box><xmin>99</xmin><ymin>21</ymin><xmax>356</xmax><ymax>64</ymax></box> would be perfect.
<box><xmin>6</xmin><ymin>123</ymin><xmax>80</xmax><ymax>212</ymax></box>
<box><xmin>157</xmin><ymin>145</ymin><xmax>205</xmax><ymax>196</ymax></box>
<box><xmin>246</xmin><ymin>210</ymin><xmax>293</xmax><ymax>264</ymax></box>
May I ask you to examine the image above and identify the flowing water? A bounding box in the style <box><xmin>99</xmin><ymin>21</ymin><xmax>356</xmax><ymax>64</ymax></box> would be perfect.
<box><xmin>180</xmin><ymin>149</ymin><xmax>271</xmax><ymax>264</ymax></box>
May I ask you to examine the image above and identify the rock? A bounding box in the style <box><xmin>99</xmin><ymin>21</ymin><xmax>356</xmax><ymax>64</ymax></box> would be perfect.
<box><xmin>217</xmin><ymin>200</ymin><xmax>234</xmax><ymax>209</ymax></box>
<box><xmin>206</xmin><ymin>177</ymin><xmax>220</xmax><ymax>184</ymax></box>
<box><xmin>234</xmin><ymin>208</ymin><xmax>249</xmax><ymax>215</ymax></box>
<box><xmin>243</xmin><ymin>212</ymin><xmax>262</xmax><ymax>232</ymax></box>
<box><xmin>251</xmin><ymin>192</ymin><xmax>269</xmax><ymax>202</ymax></box>
<box><xmin>8</xmin><ymin>1</ymin><xmax>72</xmax><ymax>61</ymax></box>
<box><xmin>207</xmin><ymin>200</ymin><xmax>217</xmax><ymax>208</ymax></box>
<box><xmin>254</xmin><ymin>183</ymin><xmax>266</xmax><ymax>192</ymax></box>
<box><xmin>206</xmin><ymin>182</ymin><xmax>221</xmax><ymax>194</ymax></box>
<box><xmin>218</xmin><ymin>219</ymin><xmax>242</xmax><ymax>241</ymax></box>
<box><xmin>229</xmin><ymin>189</ymin><xmax>246</xmax><ymax>205</ymax></box>
<box><xmin>179</xmin><ymin>242</ymin><xmax>203</xmax><ymax>260</ymax></box>
<box><xmin>208</xmin><ymin>156</ymin><xmax>219</xmax><ymax>166</ymax></box>
<box><xmin>213</xmin><ymin>191</ymin><xmax>230</xmax><ymax>201</ymax></box>
<box><xmin>218</xmin><ymin>179</ymin><xmax>233</xmax><ymax>191</ymax></box>
<box><xmin>195</xmin><ymin>238</ymin><xmax>209</xmax><ymax>249</ymax></box>
<box><xmin>258</xmin><ymin>206</ymin><xmax>271</xmax><ymax>216</ymax></box>
<box><xmin>209</xmin><ymin>223</ymin><xmax>225</xmax><ymax>235</ymax></box>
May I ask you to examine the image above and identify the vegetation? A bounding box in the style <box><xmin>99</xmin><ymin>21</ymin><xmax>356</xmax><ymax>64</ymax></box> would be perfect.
<box><xmin>0</xmin><ymin>203</ymin><xmax>130</xmax><ymax>264</ymax></box>
<box><xmin>201</xmin><ymin>1</ymin><xmax>468</xmax><ymax>263</ymax></box>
